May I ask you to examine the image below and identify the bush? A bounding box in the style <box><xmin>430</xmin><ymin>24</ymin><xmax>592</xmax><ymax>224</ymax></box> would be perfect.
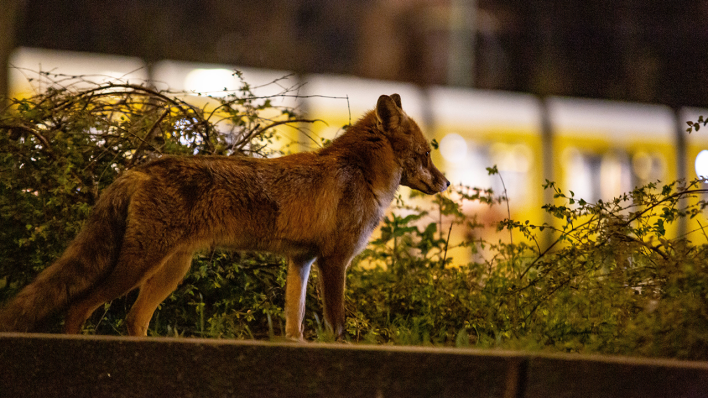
<box><xmin>2</xmin><ymin>72</ymin><xmax>708</xmax><ymax>361</ymax></box>
<box><xmin>345</xmin><ymin>172</ymin><xmax>708</xmax><ymax>361</ymax></box>
<box><xmin>0</xmin><ymin>71</ymin><xmax>308</xmax><ymax>336</ymax></box>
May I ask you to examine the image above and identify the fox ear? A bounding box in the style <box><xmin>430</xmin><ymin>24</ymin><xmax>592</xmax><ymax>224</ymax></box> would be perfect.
<box><xmin>376</xmin><ymin>94</ymin><xmax>403</xmax><ymax>131</ymax></box>
<box><xmin>390</xmin><ymin>93</ymin><xmax>402</xmax><ymax>109</ymax></box>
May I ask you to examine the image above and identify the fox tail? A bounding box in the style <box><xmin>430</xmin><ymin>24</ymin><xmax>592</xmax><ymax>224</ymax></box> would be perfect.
<box><xmin>0</xmin><ymin>174</ymin><xmax>141</xmax><ymax>332</ymax></box>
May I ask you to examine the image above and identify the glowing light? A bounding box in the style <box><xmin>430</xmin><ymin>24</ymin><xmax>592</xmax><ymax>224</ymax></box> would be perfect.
<box><xmin>184</xmin><ymin>68</ymin><xmax>236</xmax><ymax>97</ymax></box>
<box><xmin>695</xmin><ymin>150</ymin><xmax>708</xmax><ymax>179</ymax></box>
<box><xmin>439</xmin><ymin>133</ymin><xmax>468</xmax><ymax>163</ymax></box>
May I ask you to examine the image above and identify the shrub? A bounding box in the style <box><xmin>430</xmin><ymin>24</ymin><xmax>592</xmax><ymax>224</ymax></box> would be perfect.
<box><xmin>345</xmin><ymin>171</ymin><xmax>708</xmax><ymax>361</ymax></box>
<box><xmin>0</xmin><ymin>71</ymin><xmax>308</xmax><ymax>336</ymax></box>
<box><xmin>2</xmin><ymin>73</ymin><xmax>707</xmax><ymax>361</ymax></box>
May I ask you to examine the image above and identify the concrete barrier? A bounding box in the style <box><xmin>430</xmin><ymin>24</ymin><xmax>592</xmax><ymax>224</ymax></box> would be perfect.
<box><xmin>1</xmin><ymin>333</ymin><xmax>706</xmax><ymax>397</ymax></box>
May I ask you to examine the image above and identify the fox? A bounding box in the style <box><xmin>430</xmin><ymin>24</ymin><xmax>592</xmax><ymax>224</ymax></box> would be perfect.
<box><xmin>0</xmin><ymin>94</ymin><xmax>449</xmax><ymax>340</ymax></box>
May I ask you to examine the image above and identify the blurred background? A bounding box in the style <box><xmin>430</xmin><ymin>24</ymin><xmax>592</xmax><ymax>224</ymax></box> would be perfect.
<box><xmin>3</xmin><ymin>0</ymin><xmax>707</xmax><ymax>105</ymax></box>
<box><xmin>2</xmin><ymin>0</ymin><xmax>708</xmax><ymax>248</ymax></box>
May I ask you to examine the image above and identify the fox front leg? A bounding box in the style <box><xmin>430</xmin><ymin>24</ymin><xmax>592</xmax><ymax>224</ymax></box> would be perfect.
<box><xmin>284</xmin><ymin>256</ymin><xmax>315</xmax><ymax>341</ymax></box>
<box><xmin>316</xmin><ymin>255</ymin><xmax>352</xmax><ymax>340</ymax></box>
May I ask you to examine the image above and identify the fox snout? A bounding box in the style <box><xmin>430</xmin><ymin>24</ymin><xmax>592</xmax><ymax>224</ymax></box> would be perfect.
<box><xmin>401</xmin><ymin>157</ymin><xmax>451</xmax><ymax>195</ymax></box>
<box><xmin>420</xmin><ymin>164</ymin><xmax>451</xmax><ymax>195</ymax></box>
<box><xmin>431</xmin><ymin>169</ymin><xmax>451</xmax><ymax>193</ymax></box>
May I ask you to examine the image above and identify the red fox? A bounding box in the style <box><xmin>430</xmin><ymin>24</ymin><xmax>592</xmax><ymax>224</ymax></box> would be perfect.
<box><xmin>0</xmin><ymin>94</ymin><xmax>449</xmax><ymax>340</ymax></box>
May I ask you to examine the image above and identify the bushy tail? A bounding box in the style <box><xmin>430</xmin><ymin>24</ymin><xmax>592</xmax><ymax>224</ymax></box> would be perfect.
<box><xmin>0</xmin><ymin>174</ymin><xmax>142</xmax><ymax>332</ymax></box>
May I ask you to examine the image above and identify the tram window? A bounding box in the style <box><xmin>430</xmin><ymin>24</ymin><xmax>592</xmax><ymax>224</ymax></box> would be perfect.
<box><xmin>599</xmin><ymin>152</ymin><xmax>631</xmax><ymax>200</ymax></box>
<box><xmin>563</xmin><ymin>148</ymin><xmax>632</xmax><ymax>203</ymax></box>
<box><xmin>439</xmin><ymin>132</ymin><xmax>534</xmax><ymax>204</ymax></box>
<box><xmin>632</xmin><ymin>151</ymin><xmax>667</xmax><ymax>185</ymax></box>
<box><xmin>562</xmin><ymin>147</ymin><xmax>597</xmax><ymax>202</ymax></box>
<box><xmin>489</xmin><ymin>143</ymin><xmax>532</xmax><ymax>202</ymax></box>
<box><xmin>439</xmin><ymin>132</ymin><xmax>491</xmax><ymax>189</ymax></box>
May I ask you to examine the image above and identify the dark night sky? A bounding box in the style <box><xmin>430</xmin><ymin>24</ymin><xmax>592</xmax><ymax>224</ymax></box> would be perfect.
<box><xmin>11</xmin><ymin>0</ymin><xmax>708</xmax><ymax>108</ymax></box>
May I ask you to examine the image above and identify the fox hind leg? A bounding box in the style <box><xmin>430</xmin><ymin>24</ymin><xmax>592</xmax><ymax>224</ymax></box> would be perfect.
<box><xmin>125</xmin><ymin>250</ymin><xmax>193</xmax><ymax>336</ymax></box>
<box><xmin>63</xmin><ymin>241</ymin><xmax>177</xmax><ymax>334</ymax></box>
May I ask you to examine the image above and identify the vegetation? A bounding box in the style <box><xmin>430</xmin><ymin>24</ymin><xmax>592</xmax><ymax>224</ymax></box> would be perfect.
<box><xmin>1</xmin><ymin>72</ymin><xmax>707</xmax><ymax>361</ymax></box>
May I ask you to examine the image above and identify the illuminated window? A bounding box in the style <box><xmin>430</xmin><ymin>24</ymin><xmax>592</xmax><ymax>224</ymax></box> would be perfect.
<box><xmin>438</xmin><ymin>132</ymin><xmax>490</xmax><ymax>188</ymax></box>
<box><xmin>489</xmin><ymin>142</ymin><xmax>532</xmax><ymax>201</ymax></box>
<box><xmin>562</xmin><ymin>148</ymin><xmax>631</xmax><ymax>203</ymax></box>
<box><xmin>632</xmin><ymin>151</ymin><xmax>667</xmax><ymax>184</ymax></box>
<box><xmin>562</xmin><ymin>147</ymin><xmax>596</xmax><ymax>202</ymax></box>
<box><xmin>439</xmin><ymin>133</ymin><xmax>533</xmax><ymax>203</ymax></box>
<box><xmin>599</xmin><ymin>152</ymin><xmax>631</xmax><ymax>200</ymax></box>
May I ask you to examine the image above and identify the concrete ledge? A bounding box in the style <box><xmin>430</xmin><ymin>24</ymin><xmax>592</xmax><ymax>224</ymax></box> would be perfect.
<box><xmin>1</xmin><ymin>333</ymin><xmax>706</xmax><ymax>398</ymax></box>
<box><xmin>526</xmin><ymin>354</ymin><xmax>708</xmax><ymax>398</ymax></box>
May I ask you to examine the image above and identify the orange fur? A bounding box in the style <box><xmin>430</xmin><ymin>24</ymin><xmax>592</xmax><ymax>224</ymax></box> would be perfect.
<box><xmin>0</xmin><ymin>94</ymin><xmax>450</xmax><ymax>340</ymax></box>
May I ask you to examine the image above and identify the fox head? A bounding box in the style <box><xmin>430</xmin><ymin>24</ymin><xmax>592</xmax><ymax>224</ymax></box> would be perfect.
<box><xmin>376</xmin><ymin>94</ymin><xmax>450</xmax><ymax>195</ymax></box>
